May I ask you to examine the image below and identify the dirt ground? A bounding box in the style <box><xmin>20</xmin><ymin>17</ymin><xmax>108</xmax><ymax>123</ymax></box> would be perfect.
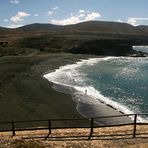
<box><xmin>0</xmin><ymin>125</ymin><xmax>148</xmax><ymax>148</ymax></box>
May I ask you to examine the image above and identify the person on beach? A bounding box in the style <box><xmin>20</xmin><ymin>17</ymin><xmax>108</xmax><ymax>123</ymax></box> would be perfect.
<box><xmin>85</xmin><ymin>89</ymin><xmax>87</xmax><ymax>95</ymax></box>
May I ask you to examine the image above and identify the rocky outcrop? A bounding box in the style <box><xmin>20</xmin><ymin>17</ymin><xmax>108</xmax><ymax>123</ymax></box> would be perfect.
<box><xmin>68</xmin><ymin>39</ymin><xmax>147</xmax><ymax>57</ymax></box>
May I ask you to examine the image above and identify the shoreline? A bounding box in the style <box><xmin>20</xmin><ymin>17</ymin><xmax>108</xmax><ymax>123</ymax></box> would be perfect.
<box><xmin>44</xmin><ymin>56</ymin><xmax>148</xmax><ymax>123</ymax></box>
<box><xmin>1</xmin><ymin>53</ymin><xmax>146</xmax><ymax>125</ymax></box>
<box><xmin>43</xmin><ymin>57</ymin><xmax>133</xmax><ymax>125</ymax></box>
<box><xmin>46</xmin><ymin>82</ymin><xmax>132</xmax><ymax>125</ymax></box>
<box><xmin>0</xmin><ymin>53</ymin><xmax>95</xmax><ymax>122</ymax></box>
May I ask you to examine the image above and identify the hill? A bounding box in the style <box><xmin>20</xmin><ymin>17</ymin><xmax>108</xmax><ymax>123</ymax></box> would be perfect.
<box><xmin>11</xmin><ymin>21</ymin><xmax>146</xmax><ymax>35</ymax></box>
<box><xmin>0</xmin><ymin>27</ymin><xmax>14</xmax><ymax>35</ymax></box>
<box><xmin>1</xmin><ymin>21</ymin><xmax>148</xmax><ymax>57</ymax></box>
<box><xmin>136</xmin><ymin>25</ymin><xmax>148</xmax><ymax>34</ymax></box>
<box><xmin>0</xmin><ymin>21</ymin><xmax>146</xmax><ymax>34</ymax></box>
<box><xmin>16</xmin><ymin>23</ymin><xmax>63</xmax><ymax>32</ymax></box>
<box><xmin>74</xmin><ymin>21</ymin><xmax>139</xmax><ymax>34</ymax></box>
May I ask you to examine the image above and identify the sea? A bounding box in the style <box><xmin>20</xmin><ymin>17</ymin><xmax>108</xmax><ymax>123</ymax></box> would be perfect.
<box><xmin>44</xmin><ymin>46</ymin><xmax>148</xmax><ymax>122</ymax></box>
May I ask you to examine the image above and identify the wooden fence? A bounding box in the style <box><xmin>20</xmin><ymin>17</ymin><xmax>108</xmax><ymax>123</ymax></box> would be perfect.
<box><xmin>0</xmin><ymin>114</ymin><xmax>148</xmax><ymax>140</ymax></box>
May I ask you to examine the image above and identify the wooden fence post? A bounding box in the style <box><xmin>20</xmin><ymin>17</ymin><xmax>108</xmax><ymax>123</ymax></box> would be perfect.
<box><xmin>133</xmin><ymin>114</ymin><xmax>137</xmax><ymax>138</ymax></box>
<box><xmin>12</xmin><ymin>121</ymin><xmax>15</xmax><ymax>137</ymax></box>
<box><xmin>48</xmin><ymin>120</ymin><xmax>51</xmax><ymax>135</ymax></box>
<box><xmin>88</xmin><ymin>118</ymin><xmax>94</xmax><ymax>140</ymax></box>
<box><xmin>44</xmin><ymin>120</ymin><xmax>51</xmax><ymax>140</ymax></box>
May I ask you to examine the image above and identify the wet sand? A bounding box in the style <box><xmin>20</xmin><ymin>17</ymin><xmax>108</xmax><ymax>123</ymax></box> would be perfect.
<box><xmin>0</xmin><ymin>53</ymin><xmax>131</xmax><ymax>126</ymax></box>
<box><xmin>49</xmin><ymin>83</ymin><xmax>132</xmax><ymax>125</ymax></box>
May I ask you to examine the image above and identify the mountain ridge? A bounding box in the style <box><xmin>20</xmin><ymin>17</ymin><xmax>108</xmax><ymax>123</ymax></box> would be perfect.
<box><xmin>1</xmin><ymin>21</ymin><xmax>148</xmax><ymax>57</ymax></box>
<box><xmin>1</xmin><ymin>21</ymin><xmax>148</xmax><ymax>35</ymax></box>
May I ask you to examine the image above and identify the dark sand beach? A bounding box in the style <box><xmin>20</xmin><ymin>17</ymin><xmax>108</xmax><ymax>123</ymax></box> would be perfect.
<box><xmin>0</xmin><ymin>53</ymin><xmax>132</xmax><ymax>126</ymax></box>
<box><xmin>49</xmin><ymin>83</ymin><xmax>132</xmax><ymax>125</ymax></box>
<box><xmin>0</xmin><ymin>53</ymin><xmax>96</xmax><ymax>122</ymax></box>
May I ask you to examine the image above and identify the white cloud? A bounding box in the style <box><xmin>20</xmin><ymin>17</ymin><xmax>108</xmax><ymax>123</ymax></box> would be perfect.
<box><xmin>129</xmin><ymin>17</ymin><xmax>148</xmax><ymax>21</ymax></box>
<box><xmin>48</xmin><ymin>11</ymin><xmax>53</xmax><ymax>16</ymax></box>
<box><xmin>50</xmin><ymin>10</ymin><xmax>101</xmax><ymax>25</ymax></box>
<box><xmin>10</xmin><ymin>0</ymin><xmax>19</xmax><ymax>4</ymax></box>
<box><xmin>51</xmin><ymin>17</ymin><xmax>80</xmax><ymax>25</ymax></box>
<box><xmin>4</xmin><ymin>19</ymin><xmax>9</xmax><ymax>22</ymax></box>
<box><xmin>53</xmin><ymin>7</ymin><xmax>59</xmax><ymax>10</ymax></box>
<box><xmin>10</xmin><ymin>11</ymin><xmax>30</xmax><ymax>23</ymax></box>
<box><xmin>48</xmin><ymin>7</ymin><xmax>59</xmax><ymax>16</ymax></box>
<box><xmin>85</xmin><ymin>12</ymin><xmax>101</xmax><ymax>21</ymax></box>
<box><xmin>127</xmin><ymin>17</ymin><xmax>148</xmax><ymax>26</ymax></box>
<box><xmin>117</xmin><ymin>19</ymin><xmax>123</xmax><ymax>23</ymax></box>
<box><xmin>127</xmin><ymin>18</ymin><xmax>138</xmax><ymax>26</ymax></box>
<box><xmin>79</xmin><ymin>9</ymin><xmax>85</xmax><ymax>13</ymax></box>
<box><xmin>34</xmin><ymin>14</ymin><xmax>39</xmax><ymax>17</ymax></box>
<box><xmin>7</xmin><ymin>24</ymin><xmax>23</xmax><ymax>28</ymax></box>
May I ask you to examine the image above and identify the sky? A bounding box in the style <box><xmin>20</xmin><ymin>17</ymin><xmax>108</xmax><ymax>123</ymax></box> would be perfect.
<box><xmin>1</xmin><ymin>0</ymin><xmax>148</xmax><ymax>28</ymax></box>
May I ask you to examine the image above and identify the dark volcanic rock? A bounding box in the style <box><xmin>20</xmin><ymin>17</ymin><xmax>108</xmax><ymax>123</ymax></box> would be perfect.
<box><xmin>68</xmin><ymin>39</ymin><xmax>141</xmax><ymax>56</ymax></box>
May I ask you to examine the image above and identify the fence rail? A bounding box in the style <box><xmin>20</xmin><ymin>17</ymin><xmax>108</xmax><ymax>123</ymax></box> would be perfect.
<box><xmin>0</xmin><ymin>114</ymin><xmax>148</xmax><ymax>140</ymax></box>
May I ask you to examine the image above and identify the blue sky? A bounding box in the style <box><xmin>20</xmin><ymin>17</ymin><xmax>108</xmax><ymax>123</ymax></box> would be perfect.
<box><xmin>1</xmin><ymin>0</ymin><xmax>148</xmax><ymax>28</ymax></box>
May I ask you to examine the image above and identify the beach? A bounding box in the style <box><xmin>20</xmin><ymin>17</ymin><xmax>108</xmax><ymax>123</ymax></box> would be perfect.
<box><xmin>0</xmin><ymin>53</ymin><xmax>134</xmax><ymax>125</ymax></box>
<box><xmin>43</xmin><ymin>56</ymin><xmax>135</xmax><ymax>125</ymax></box>
<box><xmin>1</xmin><ymin>53</ymin><xmax>148</xmax><ymax>147</ymax></box>
<box><xmin>0</xmin><ymin>53</ymin><xmax>96</xmax><ymax>122</ymax></box>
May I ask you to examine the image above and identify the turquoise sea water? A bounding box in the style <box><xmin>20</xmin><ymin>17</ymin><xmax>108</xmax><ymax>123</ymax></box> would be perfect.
<box><xmin>77</xmin><ymin>57</ymin><xmax>148</xmax><ymax>120</ymax></box>
<box><xmin>44</xmin><ymin>47</ymin><xmax>148</xmax><ymax>121</ymax></box>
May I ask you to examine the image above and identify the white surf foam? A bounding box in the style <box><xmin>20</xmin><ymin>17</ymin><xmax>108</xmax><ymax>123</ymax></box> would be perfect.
<box><xmin>43</xmin><ymin>57</ymin><xmax>147</xmax><ymax>122</ymax></box>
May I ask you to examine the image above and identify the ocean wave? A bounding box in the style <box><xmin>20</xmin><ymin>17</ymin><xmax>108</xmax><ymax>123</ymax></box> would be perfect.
<box><xmin>44</xmin><ymin>57</ymin><xmax>148</xmax><ymax>122</ymax></box>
